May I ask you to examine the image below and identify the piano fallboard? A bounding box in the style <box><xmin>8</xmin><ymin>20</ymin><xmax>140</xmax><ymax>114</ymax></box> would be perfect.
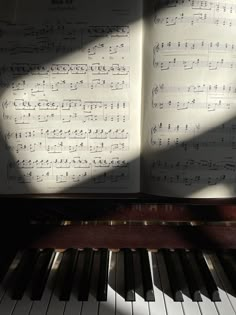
<box><xmin>1</xmin><ymin>196</ymin><xmax>236</xmax><ymax>249</ymax></box>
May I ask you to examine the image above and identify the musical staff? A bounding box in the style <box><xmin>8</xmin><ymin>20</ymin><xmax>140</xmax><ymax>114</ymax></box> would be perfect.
<box><xmin>1</xmin><ymin>63</ymin><xmax>130</xmax><ymax>76</ymax></box>
<box><xmin>7</xmin><ymin>157</ymin><xmax>129</xmax><ymax>184</ymax></box>
<box><xmin>155</xmin><ymin>0</ymin><xmax>236</xmax><ymax>15</ymax></box>
<box><xmin>152</xmin><ymin>83</ymin><xmax>236</xmax><ymax>95</ymax></box>
<box><xmin>151</xmin><ymin>122</ymin><xmax>202</xmax><ymax>135</ymax></box>
<box><xmin>150</xmin><ymin>158</ymin><xmax>235</xmax><ymax>188</ymax></box>
<box><xmin>0</xmin><ymin>63</ymin><xmax>130</xmax><ymax>95</ymax></box>
<box><xmin>154</xmin><ymin>40</ymin><xmax>236</xmax><ymax>54</ymax></box>
<box><xmin>154</xmin><ymin>15</ymin><xmax>236</xmax><ymax>28</ymax></box>
<box><xmin>5</xmin><ymin>128</ymin><xmax>129</xmax><ymax>140</ymax></box>
<box><xmin>2</xmin><ymin>99</ymin><xmax>129</xmax><ymax>111</ymax></box>
<box><xmin>152</xmin><ymin>83</ymin><xmax>236</xmax><ymax>112</ymax></box>
<box><xmin>152</xmin><ymin>99</ymin><xmax>232</xmax><ymax>111</ymax></box>
<box><xmin>4</xmin><ymin>128</ymin><xmax>129</xmax><ymax>154</ymax></box>
<box><xmin>153</xmin><ymin>55</ymin><xmax>236</xmax><ymax>71</ymax></box>
<box><xmin>152</xmin><ymin>158</ymin><xmax>236</xmax><ymax>172</ymax></box>
<box><xmin>152</xmin><ymin>39</ymin><xmax>236</xmax><ymax>71</ymax></box>
<box><xmin>150</xmin><ymin>122</ymin><xmax>236</xmax><ymax>151</ymax></box>
<box><xmin>2</xmin><ymin>99</ymin><xmax>129</xmax><ymax>124</ymax></box>
<box><xmin>154</xmin><ymin>0</ymin><xmax>236</xmax><ymax>27</ymax></box>
<box><xmin>1</xmin><ymin>79</ymin><xmax>129</xmax><ymax>95</ymax></box>
<box><xmin>150</xmin><ymin>173</ymin><xmax>230</xmax><ymax>186</ymax></box>
<box><xmin>0</xmin><ymin>22</ymin><xmax>130</xmax><ymax>59</ymax></box>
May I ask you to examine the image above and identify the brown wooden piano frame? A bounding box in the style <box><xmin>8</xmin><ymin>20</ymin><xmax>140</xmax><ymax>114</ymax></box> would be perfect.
<box><xmin>1</xmin><ymin>193</ymin><xmax>236</xmax><ymax>250</ymax></box>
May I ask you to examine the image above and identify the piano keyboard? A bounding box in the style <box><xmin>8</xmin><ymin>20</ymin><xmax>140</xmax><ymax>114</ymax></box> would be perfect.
<box><xmin>0</xmin><ymin>249</ymin><xmax>235</xmax><ymax>315</ymax></box>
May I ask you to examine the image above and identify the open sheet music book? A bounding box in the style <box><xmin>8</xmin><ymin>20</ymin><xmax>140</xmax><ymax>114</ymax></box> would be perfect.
<box><xmin>0</xmin><ymin>0</ymin><xmax>235</xmax><ymax>198</ymax></box>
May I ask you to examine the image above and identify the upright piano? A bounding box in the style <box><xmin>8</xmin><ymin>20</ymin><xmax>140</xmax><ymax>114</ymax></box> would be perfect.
<box><xmin>0</xmin><ymin>194</ymin><xmax>235</xmax><ymax>315</ymax></box>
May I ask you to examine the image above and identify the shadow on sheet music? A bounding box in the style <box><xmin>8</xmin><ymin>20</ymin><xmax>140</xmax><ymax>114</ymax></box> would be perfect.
<box><xmin>0</xmin><ymin>0</ymin><xmax>236</xmax><ymax>304</ymax></box>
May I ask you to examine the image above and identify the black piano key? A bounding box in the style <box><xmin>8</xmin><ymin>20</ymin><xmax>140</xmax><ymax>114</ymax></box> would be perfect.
<box><xmin>195</xmin><ymin>251</ymin><xmax>220</xmax><ymax>302</ymax></box>
<box><xmin>217</xmin><ymin>250</ymin><xmax>236</xmax><ymax>293</ymax></box>
<box><xmin>58</xmin><ymin>248</ymin><xmax>78</xmax><ymax>301</ymax></box>
<box><xmin>162</xmin><ymin>249</ymin><xmax>184</xmax><ymax>302</ymax></box>
<box><xmin>124</xmin><ymin>248</ymin><xmax>135</xmax><ymax>301</ymax></box>
<box><xmin>30</xmin><ymin>248</ymin><xmax>55</xmax><ymax>300</ymax></box>
<box><xmin>90</xmin><ymin>250</ymin><xmax>101</xmax><ymax>300</ymax></box>
<box><xmin>0</xmin><ymin>248</ymin><xmax>17</xmax><ymax>283</ymax></box>
<box><xmin>78</xmin><ymin>248</ymin><xmax>94</xmax><ymax>301</ymax></box>
<box><xmin>139</xmin><ymin>249</ymin><xmax>155</xmax><ymax>301</ymax></box>
<box><xmin>11</xmin><ymin>249</ymin><xmax>39</xmax><ymax>300</ymax></box>
<box><xmin>116</xmin><ymin>250</ymin><xmax>126</xmax><ymax>300</ymax></box>
<box><xmin>178</xmin><ymin>249</ymin><xmax>202</xmax><ymax>302</ymax></box>
<box><xmin>97</xmin><ymin>249</ymin><xmax>109</xmax><ymax>301</ymax></box>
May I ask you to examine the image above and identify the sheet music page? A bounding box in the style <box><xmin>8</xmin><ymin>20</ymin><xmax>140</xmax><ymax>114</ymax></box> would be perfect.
<box><xmin>0</xmin><ymin>0</ymin><xmax>143</xmax><ymax>194</ymax></box>
<box><xmin>141</xmin><ymin>0</ymin><xmax>236</xmax><ymax>198</ymax></box>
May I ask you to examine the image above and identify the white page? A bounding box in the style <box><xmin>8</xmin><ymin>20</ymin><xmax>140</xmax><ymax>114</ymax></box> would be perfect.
<box><xmin>0</xmin><ymin>0</ymin><xmax>143</xmax><ymax>194</ymax></box>
<box><xmin>141</xmin><ymin>0</ymin><xmax>236</xmax><ymax>198</ymax></box>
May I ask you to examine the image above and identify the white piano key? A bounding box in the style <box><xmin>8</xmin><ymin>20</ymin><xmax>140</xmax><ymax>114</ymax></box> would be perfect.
<box><xmin>182</xmin><ymin>292</ymin><xmax>201</xmax><ymax>315</ymax></box>
<box><xmin>80</xmin><ymin>294</ymin><xmax>98</xmax><ymax>315</ymax></box>
<box><xmin>197</xmin><ymin>289</ymin><xmax>219</xmax><ymax>315</ymax></box>
<box><xmin>29</xmin><ymin>252</ymin><xmax>62</xmax><ymax>315</ymax></box>
<box><xmin>63</xmin><ymin>250</ymin><xmax>83</xmax><ymax>315</ymax></box>
<box><xmin>132</xmin><ymin>250</ymin><xmax>150</xmax><ymax>315</ymax></box>
<box><xmin>156</xmin><ymin>251</ymin><xmax>184</xmax><ymax>315</ymax></box>
<box><xmin>204</xmin><ymin>252</ymin><xmax>236</xmax><ymax>315</ymax></box>
<box><xmin>98</xmin><ymin>251</ymin><xmax>115</xmax><ymax>315</ymax></box>
<box><xmin>12</xmin><ymin>293</ymin><xmax>33</xmax><ymax>315</ymax></box>
<box><xmin>80</xmin><ymin>250</ymin><xmax>99</xmax><ymax>315</ymax></box>
<box><xmin>148</xmin><ymin>252</ymin><xmax>167</xmax><ymax>315</ymax></box>
<box><xmin>198</xmin><ymin>287</ymin><xmax>218</xmax><ymax>314</ymax></box>
<box><xmin>210</xmin><ymin>253</ymin><xmax>236</xmax><ymax>313</ymax></box>
<box><xmin>133</xmin><ymin>292</ymin><xmax>150</xmax><ymax>315</ymax></box>
<box><xmin>116</xmin><ymin>251</ymin><xmax>132</xmax><ymax>315</ymax></box>
<box><xmin>0</xmin><ymin>291</ymin><xmax>17</xmax><ymax>315</ymax></box>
